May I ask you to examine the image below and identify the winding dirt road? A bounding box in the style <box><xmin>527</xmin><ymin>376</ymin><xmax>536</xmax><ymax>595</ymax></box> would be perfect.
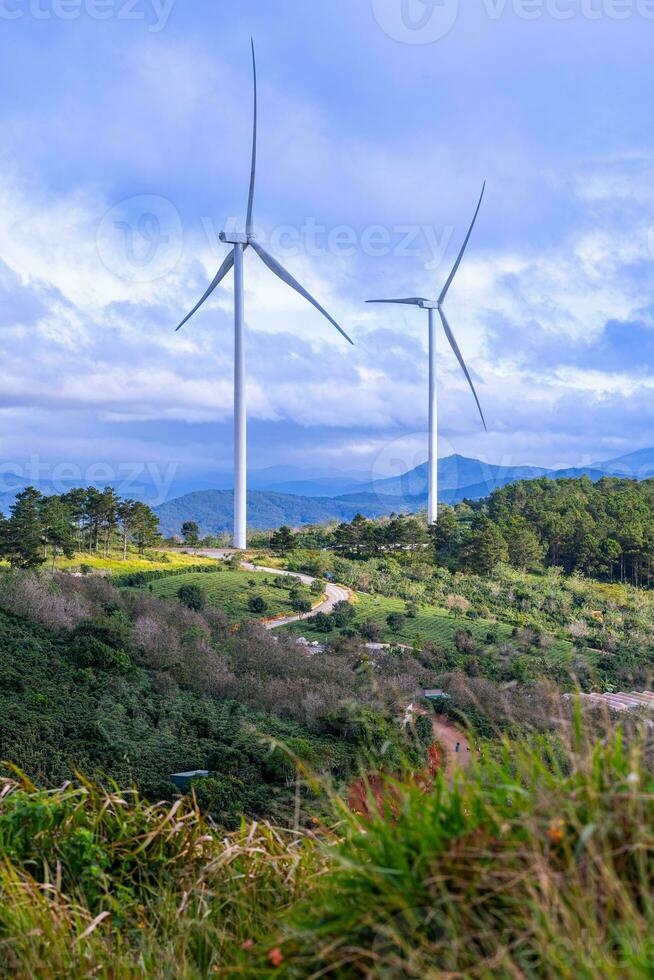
<box><xmin>242</xmin><ymin>562</ymin><xmax>350</xmax><ymax>629</ymax></box>
<box><xmin>181</xmin><ymin>549</ymin><xmax>350</xmax><ymax>630</ymax></box>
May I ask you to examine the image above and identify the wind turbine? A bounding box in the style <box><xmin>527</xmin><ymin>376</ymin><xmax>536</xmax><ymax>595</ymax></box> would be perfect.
<box><xmin>175</xmin><ymin>41</ymin><xmax>353</xmax><ymax>550</ymax></box>
<box><xmin>367</xmin><ymin>184</ymin><xmax>487</xmax><ymax>526</ymax></box>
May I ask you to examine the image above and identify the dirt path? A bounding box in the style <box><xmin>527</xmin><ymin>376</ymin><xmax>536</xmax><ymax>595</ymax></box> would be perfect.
<box><xmin>181</xmin><ymin>549</ymin><xmax>350</xmax><ymax>630</ymax></box>
<box><xmin>432</xmin><ymin>716</ymin><xmax>472</xmax><ymax>779</ymax></box>
<box><xmin>241</xmin><ymin>562</ymin><xmax>350</xmax><ymax>629</ymax></box>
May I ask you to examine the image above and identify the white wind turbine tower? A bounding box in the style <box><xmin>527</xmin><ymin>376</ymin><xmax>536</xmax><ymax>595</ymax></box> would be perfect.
<box><xmin>367</xmin><ymin>184</ymin><xmax>487</xmax><ymax>526</ymax></box>
<box><xmin>175</xmin><ymin>41</ymin><xmax>354</xmax><ymax>549</ymax></box>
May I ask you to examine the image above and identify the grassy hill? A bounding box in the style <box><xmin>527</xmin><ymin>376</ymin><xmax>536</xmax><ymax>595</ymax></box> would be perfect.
<box><xmin>0</xmin><ymin>567</ymin><xmax>430</xmax><ymax>825</ymax></box>
<box><xmin>1</xmin><ymin>724</ymin><xmax>652</xmax><ymax>976</ymax></box>
<box><xmin>141</xmin><ymin>568</ymin><xmax>301</xmax><ymax>622</ymax></box>
<box><xmin>284</xmin><ymin>588</ymin><xmax>571</xmax><ymax>650</ymax></box>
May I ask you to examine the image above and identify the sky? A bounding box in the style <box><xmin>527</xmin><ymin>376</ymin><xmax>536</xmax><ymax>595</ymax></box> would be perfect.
<box><xmin>1</xmin><ymin>0</ymin><xmax>654</xmax><ymax>502</ymax></box>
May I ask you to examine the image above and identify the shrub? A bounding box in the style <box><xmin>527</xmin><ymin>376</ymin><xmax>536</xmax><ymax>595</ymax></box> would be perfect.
<box><xmin>68</xmin><ymin>616</ymin><xmax>132</xmax><ymax>672</ymax></box>
<box><xmin>313</xmin><ymin>612</ymin><xmax>333</xmax><ymax>632</ymax></box>
<box><xmin>359</xmin><ymin>619</ymin><xmax>384</xmax><ymax>642</ymax></box>
<box><xmin>330</xmin><ymin>601</ymin><xmax>356</xmax><ymax>628</ymax></box>
<box><xmin>291</xmin><ymin>597</ymin><xmax>313</xmax><ymax>615</ymax></box>
<box><xmin>414</xmin><ymin>712</ymin><xmax>434</xmax><ymax>747</ymax></box>
<box><xmin>69</xmin><ymin>633</ymin><xmax>131</xmax><ymax>673</ymax></box>
<box><xmin>177</xmin><ymin>584</ymin><xmax>206</xmax><ymax>612</ymax></box>
<box><xmin>455</xmin><ymin>629</ymin><xmax>477</xmax><ymax>654</ymax></box>
<box><xmin>386</xmin><ymin>612</ymin><xmax>407</xmax><ymax>634</ymax></box>
<box><xmin>0</xmin><ymin>573</ymin><xmax>88</xmax><ymax>632</ymax></box>
<box><xmin>248</xmin><ymin>595</ymin><xmax>269</xmax><ymax>615</ymax></box>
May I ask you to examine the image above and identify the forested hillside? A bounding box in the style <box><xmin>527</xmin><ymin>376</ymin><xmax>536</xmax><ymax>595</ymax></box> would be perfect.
<box><xmin>484</xmin><ymin>476</ymin><xmax>654</xmax><ymax>582</ymax></box>
<box><xmin>281</xmin><ymin>476</ymin><xmax>654</xmax><ymax>586</ymax></box>
<box><xmin>0</xmin><ymin>569</ymin><xmax>429</xmax><ymax>826</ymax></box>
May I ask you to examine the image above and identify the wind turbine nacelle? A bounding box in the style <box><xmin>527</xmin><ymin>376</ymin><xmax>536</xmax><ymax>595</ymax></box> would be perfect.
<box><xmin>220</xmin><ymin>231</ymin><xmax>249</xmax><ymax>244</ymax></box>
<box><xmin>419</xmin><ymin>299</ymin><xmax>439</xmax><ymax>310</ymax></box>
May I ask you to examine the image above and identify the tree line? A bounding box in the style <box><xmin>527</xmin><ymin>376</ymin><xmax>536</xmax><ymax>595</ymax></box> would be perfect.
<box><xmin>481</xmin><ymin>476</ymin><xmax>654</xmax><ymax>584</ymax></box>
<box><xmin>0</xmin><ymin>486</ymin><xmax>160</xmax><ymax>568</ymax></box>
<box><xmin>267</xmin><ymin>477</ymin><xmax>654</xmax><ymax>587</ymax></box>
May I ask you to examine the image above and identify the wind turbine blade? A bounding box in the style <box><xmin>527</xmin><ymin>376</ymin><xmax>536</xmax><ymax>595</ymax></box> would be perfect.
<box><xmin>366</xmin><ymin>298</ymin><xmax>429</xmax><ymax>306</ymax></box>
<box><xmin>438</xmin><ymin>182</ymin><xmax>486</xmax><ymax>305</ymax></box>
<box><xmin>246</xmin><ymin>38</ymin><xmax>257</xmax><ymax>237</ymax></box>
<box><xmin>438</xmin><ymin>308</ymin><xmax>487</xmax><ymax>431</ymax></box>
<box><xmin>175</xmin><ymin>249</ymin><xmax>235</xmax><ymax>332</ymax></box>
<box><xmin>251</xmin><ymin>241</ymin><xmax>354</xmax><ymax>345</ymax></box>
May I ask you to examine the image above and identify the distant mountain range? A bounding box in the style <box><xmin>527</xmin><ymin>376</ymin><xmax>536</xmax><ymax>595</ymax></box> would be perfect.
<box><xmin>3</xmin><ymin>448</ymin><xmax>654</xmax><ymax>538</ymax></box>
<box><xmin>153</xmin><ymin>448</ymin><xmax>654</xmax><ymax>537</ymax></box>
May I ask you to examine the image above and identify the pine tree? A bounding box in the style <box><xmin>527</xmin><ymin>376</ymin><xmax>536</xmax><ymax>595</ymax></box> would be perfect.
<box><xmin>117</xmin><ymin>500</ymin><xmax>137</xmax><ymax>561</ymax></box>
<box><xmin>270</xmin><ymin>525</ymin><xmax>295</xmax><ymax>555</ymax></box>
<box><xmin>41</xmin><ymin>496</ymin><xmax>76</xmax><ymax>569</ymax></box>
<box><xmin>429</xmin><ymin>505</ymin><xmax>460</xmax><ymax>564</ymax></box>
<box><xmin>130</xmin><ymin>501</ymin><xmax>161</xmax><ymax>555</ymax></box>
<box><xmin>464</xmin><ymin>513</ymin><xmax>508</xmax><ymax>575</ymax></box>
<box><xmin>4</xmin><ymin>487</ymin><xmax>46</xmax><ymax>568</ymax></box>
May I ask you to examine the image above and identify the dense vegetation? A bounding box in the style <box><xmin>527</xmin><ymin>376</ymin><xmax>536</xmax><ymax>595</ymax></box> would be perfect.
<box><xmin>4</xmin><ymin>475</ymin><xmax>654</xmax><ymax>974</ymax></box>
<box><xmin>0</xmin><ymin>569</ymin><xmax>428</xmax><ymax>827</ymax></box>
<box><xmin>2</xmin><ymin>724</ymin><xmax>654</xmax><ymax>976</ymax></box>
<box><xmin>283</xmin><ymin>476</ymin><xmax>654</xmax><ymax>585</ymax></box>
<box><xmin>484</xmin><ymin>475</ymin><xmax>654</xmax><ymax>583</ymax></box>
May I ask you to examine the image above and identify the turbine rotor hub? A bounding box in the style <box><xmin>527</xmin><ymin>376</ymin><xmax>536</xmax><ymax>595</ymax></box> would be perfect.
<box><xmin>220</xmin><ymin>231</ymin><xmax>249</xmax><ymax>245</ymax></box>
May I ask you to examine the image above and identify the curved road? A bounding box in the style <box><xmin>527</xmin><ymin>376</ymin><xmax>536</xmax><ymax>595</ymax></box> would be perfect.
<box><xmin>242</xmin><ymin>563</ymin><xmax>350</xmax><ymax>629</ymax></box>
<box><xmin>182</xmin><ymin>549</ymin><xmax>350</xmax><ymax>630</ymax></box>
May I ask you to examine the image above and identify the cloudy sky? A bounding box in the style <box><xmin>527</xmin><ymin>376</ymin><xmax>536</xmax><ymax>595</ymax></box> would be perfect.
<box><xmin>1</xmin><ymin>0</ymin><xmax>653</xmax><ymax>499</ymax></box>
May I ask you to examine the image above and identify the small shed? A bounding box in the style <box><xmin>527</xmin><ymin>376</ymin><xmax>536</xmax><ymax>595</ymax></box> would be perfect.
<box><xmin>423</xmin><ymin>689</ymin><xmax>450</xmax><ymax>702</ymax></box>
<box><xmin>170</xmin><ymin>770</ymin><xmax>209</xmax><ymax>792</ymax></box>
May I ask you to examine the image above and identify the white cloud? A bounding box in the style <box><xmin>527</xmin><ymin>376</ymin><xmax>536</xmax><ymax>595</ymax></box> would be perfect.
<box><xmin>1</xmin><ymin>102</ymin><xmax>654</xmax><ymax>475</ymax></box>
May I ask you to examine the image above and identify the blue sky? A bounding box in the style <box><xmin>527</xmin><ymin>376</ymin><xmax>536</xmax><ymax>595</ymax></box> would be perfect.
<box><xmin>1</xmin><ymin>0</ymin><xmax>654</xmax><ymax>499</ymax></box>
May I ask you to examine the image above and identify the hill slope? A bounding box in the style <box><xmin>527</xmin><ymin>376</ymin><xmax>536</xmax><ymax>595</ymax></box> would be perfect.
<box><xmin>356</xmin><ymin>454</ymin><xmax>550</xmax><ymax>496</ymax></box>
<box><xmin>154</xmin><ymin>488</ymin><xmax>418</xmax><ymax>537</ymax></box>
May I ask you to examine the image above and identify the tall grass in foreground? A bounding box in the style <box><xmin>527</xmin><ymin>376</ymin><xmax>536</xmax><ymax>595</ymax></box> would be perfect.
<box><xmin>3</xmin><ymin>721</ymin><xmax>654</xmax><ymax>977</ymax></box>
<box><xmin>0</xmin><ymin>769</ymin><xmax>323</xmax><ymax>977</ymax></box>
<box><xmin>289</xmin><ymin>718</ymin><xmax>654</xmax><ymax>978</ymax></box>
